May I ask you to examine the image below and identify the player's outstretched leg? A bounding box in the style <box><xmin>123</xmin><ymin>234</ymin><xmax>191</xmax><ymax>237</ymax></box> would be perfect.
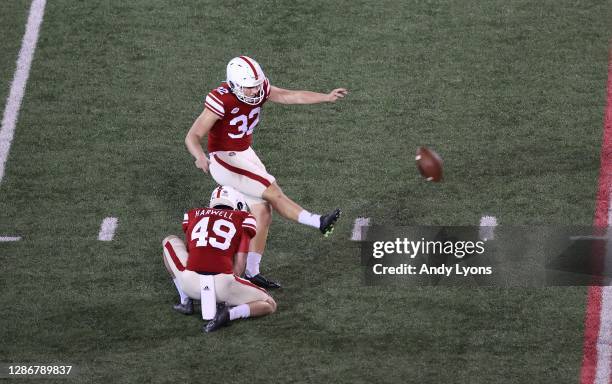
<box><xmin>262</xmin><ymin>183</ymin><xmax>341</xmax><ymax>236</ymax></box>
<box><xmin>319</xmin><ymin>208</ymin><xmax>342</xmax><ymax>237</ymax></box>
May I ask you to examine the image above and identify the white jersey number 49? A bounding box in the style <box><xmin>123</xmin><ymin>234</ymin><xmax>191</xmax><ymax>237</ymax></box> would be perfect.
<box><xmin>191</xmin><ymin>217</ymin><xmax>236</xmax><ymax>251</ymax></box>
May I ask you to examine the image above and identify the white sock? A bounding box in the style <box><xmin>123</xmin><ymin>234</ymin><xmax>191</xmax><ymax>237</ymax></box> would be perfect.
<box><xmin>298</xmin><ymin>210</ymin><xmax>321</xmax><ymax>228</ymax></box>
<box><xmin>173</xmin><ymin>278</ymin><xmax>189</xmax><ymax>304</ymax></box>
<box><xmin>229</xmin><ymin>304</ymin><xmax>250</xmax><ymax>321</ymax></box>
<box><xmin>246</xmin><ymin>252</ymin><xmax>262</xmax><ymax>277</ymax></box>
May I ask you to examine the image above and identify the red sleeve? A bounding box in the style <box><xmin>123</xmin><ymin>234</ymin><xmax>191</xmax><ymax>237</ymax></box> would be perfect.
<box><xmin>241</xmin><ymin>214</ymin><xmax>257</xmax><ymax>238</ymax></box>
<box><xmin>204</xmin><ymin>91</ymin><xmax>225</xmax><ymax>118</ymax></box>
<box><xmin>263</xmin><ymin>78</ymin><xmax>271</xmax><ymax>102</ymax></box>
<box><xmin>238</xmin><ymin>231</ymin><xmax>250</xmax><ymax>253</ymax></box>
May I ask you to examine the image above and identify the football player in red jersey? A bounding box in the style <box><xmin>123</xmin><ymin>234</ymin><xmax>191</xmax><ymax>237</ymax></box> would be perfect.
<box><xmin>185</xmin><ymin>55</ymin><xmax>348</xmax><ymax>289</ymax></box>
<box><xmin>162</xmin><ymin>185</ymin><xmax>276</xmax><ymax>333</ymax></box>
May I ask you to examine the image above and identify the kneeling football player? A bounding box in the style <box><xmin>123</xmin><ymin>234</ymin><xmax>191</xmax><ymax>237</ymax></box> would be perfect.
<box><xmin>162</xmin><ymin>185</ymin><xmax>276</xmax><ymax>332</ymax></box>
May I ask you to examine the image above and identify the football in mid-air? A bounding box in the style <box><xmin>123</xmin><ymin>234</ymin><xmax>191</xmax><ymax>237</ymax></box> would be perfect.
<box><xmin>415</xmin><ymin>146</ymin><xmax>443</xmax><ymax>182</ymax></box>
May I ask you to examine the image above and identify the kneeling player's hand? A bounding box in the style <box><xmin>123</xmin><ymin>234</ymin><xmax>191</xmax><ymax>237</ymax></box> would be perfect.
<box><xmin>195</xmin><ymin>157</ymin><xmax>210</xmax><ymax>173</ymax></box>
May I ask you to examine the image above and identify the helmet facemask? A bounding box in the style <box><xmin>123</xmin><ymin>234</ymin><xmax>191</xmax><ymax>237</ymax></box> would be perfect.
<box><xmin>228</xmin><ymin>81</ymin><xmax>264</xmax><ymax>105</ymax></box>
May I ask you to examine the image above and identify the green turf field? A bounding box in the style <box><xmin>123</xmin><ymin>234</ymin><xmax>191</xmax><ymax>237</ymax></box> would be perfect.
<box><xmin>0</xmin><ymin>1</ymin><xmax>609</xmax><ymax>383</ymax></box>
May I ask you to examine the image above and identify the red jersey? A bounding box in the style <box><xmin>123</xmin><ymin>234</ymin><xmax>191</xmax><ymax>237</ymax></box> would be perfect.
<box><xmin>182</xmin><ymin>208</ymin><xmax>256</xmax><ymax>274</ymax></box>
<box><xmin>204</xmin><ymin>80</ymin><xmax>271</xmax><ymax>153</ymax></box>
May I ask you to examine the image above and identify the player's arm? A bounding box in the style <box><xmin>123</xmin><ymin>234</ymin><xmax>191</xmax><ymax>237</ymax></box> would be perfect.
<box><xmin>268</xmin><ymin>85</ymin><xmax>348</xmax><ymax>105</ymax></box>
<box><xmin>185</xmin><ymin>108</ymin><xmax>219</xmax><ymax>173</ymax></box>
<box><xmin>234</xmin><ymin>215</ymin><xmax>257</xmax><ymax>276</ymax></box>
<box><xmin>233</xmin><ymin>234</ymin><xmax>250</xmax><ymax>276</ymax></box>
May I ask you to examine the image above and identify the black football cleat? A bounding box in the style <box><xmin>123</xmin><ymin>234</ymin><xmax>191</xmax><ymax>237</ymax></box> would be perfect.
<box><xmin>319</xmin><ymin>208</ymin><xmax>341</xmax><ymax>237</ymax></box>
<box><xmin>246</xmin><ymin>274</ymin><xmax>281</xmax><ymax>289</ymax></box>
<box><xmin>173</xmin><ymin>299</ymin><xmax>194</xmax><ymax>315</ymax></box>
<box><xmin>204</xmin><ymin>304</ymin><xmax>231</xmax><ymax>333</ymax></box>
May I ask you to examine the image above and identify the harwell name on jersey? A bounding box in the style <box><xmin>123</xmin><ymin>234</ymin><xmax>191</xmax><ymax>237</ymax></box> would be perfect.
<box><xmin>195</xmin><ymin>208</ymin><xmax>235</xmax><ymax>220</ymax></box>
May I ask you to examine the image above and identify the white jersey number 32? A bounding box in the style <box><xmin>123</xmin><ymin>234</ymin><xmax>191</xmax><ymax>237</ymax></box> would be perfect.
<box><xmin>228</xmin><ymin>107</ymin><xmax>261</xmax><ymax>139</ymax></box>
<box><xmin>191</xmin><ymin>217</ymin><xmax>236</xmax><ymax>251</ymax></box>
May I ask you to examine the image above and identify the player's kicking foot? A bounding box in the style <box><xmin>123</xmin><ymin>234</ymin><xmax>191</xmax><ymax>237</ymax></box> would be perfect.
<box><xmin>246</xmin><ymin>274</ymin><xmax>282</xmax><ymax>289</ymax></box>
<box><xmin>173</xmin><ymin>299</ymin><xmax>194</xmax><ymax>315</ymax></box>
<box><xmin>203</xmin><ymin>304</ymin><xmax>230</xmax><ymax>333</ymax></box>
<box><xmin>319</xmin><ymin>208</ymin><xmax>341</xmax><ymax>237</ymax></box>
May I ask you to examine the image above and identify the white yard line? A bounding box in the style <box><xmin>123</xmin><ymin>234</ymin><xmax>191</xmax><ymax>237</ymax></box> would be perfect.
<box><xmin>478</xmin><ymin>215</ymin><xmax>497</xmax><ymax>241</ymax></box>
<box><xmin>0</xmin><ymin>0</ymin><xmax>46</xmax><ymax>183</ymax></box>
<box><xmin>0</xmin><ymin>236</ymin><xmax>21</xmax><ymax>242</ymax></box>
<box><xmin>98</xmin><ymin>217</ymin><xmax>118</xmax><ymax>241</ymax></box>
<box><xmin>350</xmin><ymin>217</ymin><xmax>370</xmax><ymax>241</ymax></box>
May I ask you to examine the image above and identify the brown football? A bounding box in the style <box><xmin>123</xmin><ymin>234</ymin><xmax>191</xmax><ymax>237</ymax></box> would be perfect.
<box><xmin>415</xmin><ymin>146</ymin><xmax>443</xmax><ymax>182</ymax></box>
